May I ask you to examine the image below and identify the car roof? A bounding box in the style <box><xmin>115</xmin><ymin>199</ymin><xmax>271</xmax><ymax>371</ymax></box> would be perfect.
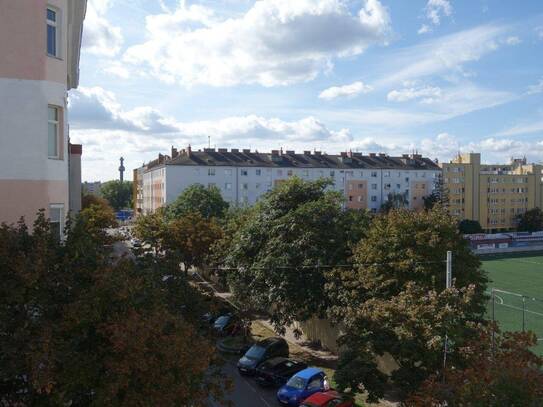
<box><xmin>305</xmin><ymin>391</ymin><xmax>340</xmax><ymax>403</ymax></box>
<box><xmin>295</xmin><ymin>367</ymin><xmax>323</xmax><ymax>379</ymax></box>
<box><xmin>257</xmin><ymin>336</ymin><xmax>286</xmax><ymax>347</ymax></box>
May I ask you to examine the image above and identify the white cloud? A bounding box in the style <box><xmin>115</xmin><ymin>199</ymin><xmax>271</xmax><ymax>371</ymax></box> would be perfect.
<box><xmin>504</xmin><ymin>35</ymin><xmax>521</xmax><ymax>45</ymax></box>
<box><xmin>319</xmin><ymin>81</ymin><xmax>373</xmax><ymax>100</ymax></box>
<box><xmin>123</xmin><ymin>0</ymin><xmax>391</xmax><ymax>87</ymax></box>
<box><xmin>527</xmin><ymin>78</ymin><xmax>543</xmax><ymax>95</ymax></box>
<box><xmin>387</xmin><ymin>85</ymin><xmax>442</xmax><ymax>103</ymax></box>
<box><xmin>82</xmin><ymin>0</ymin><xmax>123</xmax><ymax>57</ymax></box>
<box><xmin>418</xmin><ymin>24</ymin><xmax>431</xmax><ymax>35</ymax></box>
<box><xmin>376</xmin><ymin>24</ymin><xmax>511</xmax><ymax>88</ymax></box>
<box><xmin>536</xmin><ymin>26</ymin><xmax>543</xmax><ymax>40</ymax></box>
<box><xmin>494</xmin><ymin>120</ymin><xmax>543</xmax><ymax>138</ymax></box>
<box><xmin>424</xmin><ymin>0</ymin><xmax>452</xmax><ymax>26</ymax></box>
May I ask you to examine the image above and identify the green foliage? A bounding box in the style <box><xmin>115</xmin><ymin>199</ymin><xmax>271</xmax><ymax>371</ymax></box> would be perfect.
<box><xmin>328</xmin><ymin>208</ymin><xmax>488</xmax><ymax>401</ymax></box>
<box><xmin>458</xmin><ymin>219</ymin><xmax>484</xmax><ymax>234</ymax></box>
<box><xmin>423</xmin><ymin>173</ymin><xmax>449</xmax><ymax>210</ymax></box>
<box><xmin>100</xmin><ymin>180</ymin><xmax>133</xmax><ymax>211</ymax></box>
<box><xmin>133</xmin><ymin>209</ymin><xmax>167</xmax><ymax>252</ymax></box>
<box><xmin>166</xmin><ymin>184</ymin><xmax>229</xmax><ymax>220</ymax></box>
<box><xmin>223</xmin><ymin>177</ymin><xmax>370</xmax><ymax>331</ymax></box>
<box><xmin>516</xmin><ymin>207</ymin><xmax>543</xmax><ymax>232</ymax></box>
<box><xmin>0</xmin><ymin>211</ymin><xmax>229</xmax><ymax>406</ymax></box>
<box><xmin>408</xmin><ymin>325</ymin><xmax>543</xmax><ymax>406</ymax></box>
<box><xmin>380</xmin><ymin>191</ymin><xmax>408</xmax><ymax>213</ymax></box>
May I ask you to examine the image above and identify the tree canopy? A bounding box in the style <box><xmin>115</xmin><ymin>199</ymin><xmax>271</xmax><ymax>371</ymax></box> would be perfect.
<box><xmin>423</xmin><ymin>173</ymin><xmax>449</xmax><ymax>210</ymax></box>
<box><xmin>223</xmin><ymin>177</ymin><xmax>370</xmax><ymax>331</ymax></box>
<box><xmin>458</xmin><ymin>219</ymin><xmax>484</xmax><ymax>234</ymax></box>
<box><xmin>516</xmin><ymin>207</ymin><xmax>543</xmax><ymax>232</ymax></box>
<box><xmin>0</xmin><ymin>211</ymin><xmax>229</xmax><ymax>406</ymax></box>
<box><xmin>166</xmin><ymin>184</ymin><xmax>229</xmax><ymax>220</ymax></box>
<box><xmin>100</xmin><ymin>180</ymin><xmax>133</xmax><ymax>211</ymax></box>
<box><xmin>408</xmin><ymin>325</ymin><xmax>543</xmax><ymax>406</ymax></box>
<box><xmin>327</xmin><ymin>208</ymin><xmax>488</xmax><ymax>401</ymax></box>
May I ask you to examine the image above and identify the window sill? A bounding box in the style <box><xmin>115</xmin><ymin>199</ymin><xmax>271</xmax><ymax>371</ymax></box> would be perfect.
<box><xmin>46</xmin><ymin>54</ymin><xmax>63</xmax><ymax>61</ymax></box>
<box><xmin>48</xmin><ymin>156</ymin><xmax>64</xmax><ymax>161</ymax></box>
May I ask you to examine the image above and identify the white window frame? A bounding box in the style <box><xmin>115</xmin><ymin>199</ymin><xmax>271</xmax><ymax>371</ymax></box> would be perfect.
<box><xmin>48</xmin><ymin>105</ymin><xmax>60</xmax><ymax>159</ymax></box>
<box><xmin>46</xmin><ymin>6</ymin><xmax>61</xmax><ymax>58</ymax></box>
<box><xmin>49</xmin><ymin>203</ymin><xmax>64</xmax><ymax>240</ymax></box>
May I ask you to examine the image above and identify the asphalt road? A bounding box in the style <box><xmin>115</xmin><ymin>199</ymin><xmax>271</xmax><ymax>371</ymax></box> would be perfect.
<box><xmin>210</xmin><ymin>356</ymin><xmax>279</xmax><ymax>407</ymax></box>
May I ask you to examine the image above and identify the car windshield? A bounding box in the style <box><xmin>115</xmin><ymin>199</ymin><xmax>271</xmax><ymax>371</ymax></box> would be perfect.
<box><xmin>214</xmin><ymin>316</ymin><xmax>229</xmax><ymax>326</ymax></box>
<box><xmin>286</xmin><ymin>375</ymin><xmax>306</xmax><ymax>390</ymax></box>
<box><xmin>245</xmin><ymin>345</ymin><xmax>266</xmax><ymax>359</ymax></box>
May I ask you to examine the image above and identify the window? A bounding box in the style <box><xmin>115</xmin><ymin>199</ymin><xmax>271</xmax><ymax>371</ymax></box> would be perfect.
<box><xmin>242</xmin><ymin>183</ymin><xmax>248</xmax><ymax>190</ymax></box>
<box><xmin>256</xmin><ymin>183</ymin><xmax>261</xmax><ymax>189</ymax></box>
<box><xmin>241</xmin><ymin>169</ymin><xmax>248</xmax><ymax>176</ymax></box>
<box><xmin>48</xmin><ymin>106</ymin><xmax>59</xmax><ymax>158</ymax></box>
<box><xmin>330</xmin><ymin>170</ymin><xmax>335</xmax><ymax>177</ymax></box>
<box><xmin>47</xmin><ymin>7</ymin><xmax>59</xmax><ymax>57</ymax></box>
<box><xmin>225</xmin><ymin>182</ymin><xmax>232</xmax><ymax>190</ymax></box>
<box><xmin>225</xmin><ymin>169</ymin><xmax>232</xmax><ymax>176</ymax></box>
<box><xmin>49</xmin><ymin>204</ymin><xmax>64</xmax><ymax>240</ymax></box>
<box><xmin>277</xmin><ymin>169</ymin><xmax>283</xmax><ymax>176</ymax></box>
<box><xmin>358</xmin><ymin>183</ymin><xmax>364</xmax><ymax>189</ymax></box>
<box><xmin>384</xmin><ymin>171</ymin><xmax>390</xmax><ymax>177</ymax></box>
<box><xmin>256</xmin><ymin>169</ymin><xmax>262</xmax><ymax>176</ymax></box>
<box><xmin>302</xmin><ymin>169</ymin><xmax>309</xmax><ymax>177</ymax></box>
<box><xmin>287</xmin><ymin>169</ymin><xmax>293</xmax><ymax>176</ymax></box>
<box><xmin>371</xmin><ymin>171</ymin><xmax>378</xmax><ymax>177</ymax></box>
<box><xmin>208</xmin><ymin>168</ymin><xmax>215</xmax><ymax>176</ymax></box>
<box><xmin>371</xmin><ymin>195</ymin><xmax>377</xmax><ymax>202</ymax></box>
<box><xmin>208</xmin><ymin>183</ymin><xmax>216</xmax><ymax>188</ymax></box>
<box><xmin>371</xmin><ymin>184</ymin><xmax>377</xmax><ymax>190</ymax></box>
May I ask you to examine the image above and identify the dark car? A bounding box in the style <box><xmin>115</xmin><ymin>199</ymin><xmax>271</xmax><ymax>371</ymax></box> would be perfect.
<box><xmin>255</xmin><ymin>357</ymin><xmax>308</xmax><ymax>387</ymax></box>
<box><xmin>213</xmin><ymin>314</ymin><xmax>238</xmax><ymax>335</ymax></box>
<box><xmin>237</xmin><ymin>337</ymin><xmax>289</xmax><ymax>375</ymax></box>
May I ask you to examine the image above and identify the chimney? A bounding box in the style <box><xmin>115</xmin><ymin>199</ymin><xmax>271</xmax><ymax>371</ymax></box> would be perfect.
<box><xmin>187</xmin><ymin>145</ymin><xmax>192</xmax><ymax>156</ymax></box>
<box><xmin>242</xmin><ymin>149</ymin><xmax>250</xmax><ymax>153</ymax></box>
<box><xmin>218</xmin><ymin>148</ymin><xmax>227</xmax><ymax>153</ymax></box>
<box><xmin>231</xmin><ymin>148</ymin><xmax>239</xmax><ymax>153</ymax></box>
<box><xmin>369</xmin><ymin>153</ymin><xmax>376</xmax><ymax>157</ymax></box>
<box><xmin>303</xmin><ymin>150</ymin><xmax>311</xmax><ymax>155</ymax></box>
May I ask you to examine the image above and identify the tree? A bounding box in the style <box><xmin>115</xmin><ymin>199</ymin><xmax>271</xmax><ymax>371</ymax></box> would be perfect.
<box><xmin>224</xmin><ymin>177</ymin><xmax>370</xmax><ymax>331</ymax></box>
<box><xmin>408</xmin><ymin>325</ymin><xmax>543</xmax><ymax>406</ymax></box>
<box><xmin>101</xmin><ymin>180</ymin><xmax>133</xmax><ymax>211</ymax></box>
<box><xmin>82</xmin><ymin>193</ymin><xmax>112</xmax><ymax>211</ymax></box>
<box><xmin>166</xmin><ymin>184</ymin><xmax>229</xmax><ymax>220</ymax></box>
<box><xmin>133</xmin><ymin>209</ymin><xmax>167</xmax><ymax>252</ymax></box>
<box><xmin>516</xmin><ymin>207</ymin><xmax>543</xmax><ymax>232</ymax></box>
<box><xmin>458</xmin><ymin>219</ymin><xmax>484</xmax><ymax>234</ymax></box>
<box><xmin>380</xmin><ymin>192</ymin><xmax>408</xmax><ymax>213</ymax></box>
<box><xmin>327</xmin><ymin>208</ymin><xmax>488</xmax><ymax>401</ymax></box>
<box><xmin>423</xmin><ymin>173</ymin><xmax>449</xmax><ymax>210</ymax></box>
<box><xmin>162</xmin><ymin>211</ymin><xmax>223</xmax><ymax>272</ymax></box>
<box><xmin>0</xmin><ymin>211</ymin><xmax>230</xmax><ymax>406</ymax></box>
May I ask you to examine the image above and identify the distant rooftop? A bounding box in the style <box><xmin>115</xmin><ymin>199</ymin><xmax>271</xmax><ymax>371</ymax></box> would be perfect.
<box><xmin>144</xmin><ymin>147</ymin><xmax>440</xmax><ymax>171</ymax></box>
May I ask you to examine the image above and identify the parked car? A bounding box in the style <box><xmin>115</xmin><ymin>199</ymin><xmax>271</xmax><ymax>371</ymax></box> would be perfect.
<box><xmin>237</xmin><ymin>337</ymin><xmax>289</xmax><ymax>375</ymax></box>
<box><xmin>213</xmin><ymin>314</ymin><xmax>239</xmax><ymax>335</ymax></box>
<box><xmin>300</xmin><ymin>391</ymin><xmax>354</xmax><ymax>407</ymax></box>
<box><xmin>276</xmin><ymin>367</ymin><xmax>327</xmax><ymax>406</ymax></box>
<box><xmin>255</xmin><ymin>357</ymin><xmax>307</xmax><ymax>387</ymax></box>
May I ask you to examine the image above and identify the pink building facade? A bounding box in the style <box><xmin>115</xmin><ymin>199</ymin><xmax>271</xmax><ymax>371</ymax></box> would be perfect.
<box><xmin>0</xmin><ymin>0</ymin><xmax>86</xmax><ymax>237</ymax></box>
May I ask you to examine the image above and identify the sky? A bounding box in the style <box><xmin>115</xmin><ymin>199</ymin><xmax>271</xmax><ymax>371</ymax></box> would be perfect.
<box><xmin>70</xmin><ymin>0</ymin><xmax>543</xmax><ymax>182</ymax></box>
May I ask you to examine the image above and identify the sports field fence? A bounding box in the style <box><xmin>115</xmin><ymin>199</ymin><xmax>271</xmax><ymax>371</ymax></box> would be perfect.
<box><xmin>488</xmin><ymin>288</ymin><xmax>543</xmax><ymax>354</ymax></box>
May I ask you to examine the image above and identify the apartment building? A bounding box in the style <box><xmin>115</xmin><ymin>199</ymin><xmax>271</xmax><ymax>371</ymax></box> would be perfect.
<box><xmin>0</xmin><ymin>0</ymin><xmax>87</xmax><ymax>237</ymax></box>
<box><xmin>134</xmin><ymin>147</ymin><xmax>440</xmax><ymax>214</ymax></box>
<box><xmin>442</xmin><ymin>153</ymin><xmax>543</xmax><ymax>232</ymax></box>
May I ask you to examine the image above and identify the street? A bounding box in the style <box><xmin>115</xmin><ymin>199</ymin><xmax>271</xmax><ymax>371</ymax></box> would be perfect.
<box><xmin>210</xmin><ymin>356</ymin><xmax>279</xmax><ymax>407</ymax></box>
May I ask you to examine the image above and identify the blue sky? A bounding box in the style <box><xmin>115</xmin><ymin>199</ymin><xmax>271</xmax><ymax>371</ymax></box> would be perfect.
<box><xmin>70</xmin><ymin>0</ymin><xmax>543</xmax><ymax>181</ymax></box>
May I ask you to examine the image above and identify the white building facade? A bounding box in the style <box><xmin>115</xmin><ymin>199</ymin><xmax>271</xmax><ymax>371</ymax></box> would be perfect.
<box><xmin>135</xmin><ymin>148</ymin><xmax>440</xmax><ymax>214</ymax></box>
<box><xmin>0</xmin><ymin>0</ymin><xmax>86</xmax><ymax>237</ymax></box>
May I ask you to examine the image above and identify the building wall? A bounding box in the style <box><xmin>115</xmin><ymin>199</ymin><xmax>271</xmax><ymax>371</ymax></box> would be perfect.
<box><xmin>69</xmin><ymin>144</ymin><xmax>82</xmax><ymax>214</ymax></box>
<box><xmin>442</xmin><ymin>153</ymin><xmax>543</xmax><ymax>232</ymax></box>
<box><xmin>140</xmin><ymin>161</ymin><xmax>439</xmax><ymax>213</ymax></box>
<box><xmin>0</xmin><ymin>0</ymin><xmax>85</xmax><ymax>232</ymax></box>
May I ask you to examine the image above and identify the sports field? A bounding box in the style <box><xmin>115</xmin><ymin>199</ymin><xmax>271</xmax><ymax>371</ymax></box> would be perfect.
<box><xmin>482</xmin><ymin>253</ymin><xmax>543</xmax><ymax>355</ymax></box>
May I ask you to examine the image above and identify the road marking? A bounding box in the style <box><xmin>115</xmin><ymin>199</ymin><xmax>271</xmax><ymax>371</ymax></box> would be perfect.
<box><xmin>240</xmin><ymin>374</ymin><xmax>273</xmax><ymax>407</ymax></box>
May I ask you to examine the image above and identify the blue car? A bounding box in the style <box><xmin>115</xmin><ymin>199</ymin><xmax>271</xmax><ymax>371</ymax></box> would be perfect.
<box><xmin>276</xmin><ymin>367</ymin><xmax>327</xmax><ymax>406</ymax></box>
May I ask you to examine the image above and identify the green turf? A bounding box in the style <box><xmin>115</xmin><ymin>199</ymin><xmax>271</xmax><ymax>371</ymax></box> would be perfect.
<box><xmin>482</xmin><ymin>253</ymin><xmax>543</xmax><ymax>355</ymax></box>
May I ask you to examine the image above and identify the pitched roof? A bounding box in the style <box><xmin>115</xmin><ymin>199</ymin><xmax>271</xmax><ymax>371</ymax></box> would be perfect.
<box><xmin>164</xmin><ymin>149</ymin><xmax>440</xmax><ymax>170</ymax></box>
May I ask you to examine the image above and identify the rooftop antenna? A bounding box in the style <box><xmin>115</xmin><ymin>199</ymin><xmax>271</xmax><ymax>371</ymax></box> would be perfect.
<box><xmin>208</xmin><ymin>135</ymin><xmax>211</xmax><ymax>149</ymax></box>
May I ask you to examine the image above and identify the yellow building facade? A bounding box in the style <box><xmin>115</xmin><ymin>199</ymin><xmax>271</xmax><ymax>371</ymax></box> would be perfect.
<box><xmin>441</xmin><ymin>153</ymin><xmax>543</xmax><ymax>232</ymax></box>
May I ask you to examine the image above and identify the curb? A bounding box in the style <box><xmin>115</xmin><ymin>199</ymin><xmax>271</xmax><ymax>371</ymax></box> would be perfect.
<box><xmin>217</xmin><ymin>338</ymin><xmax>252</xmax><ymax>355</ymax></box>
